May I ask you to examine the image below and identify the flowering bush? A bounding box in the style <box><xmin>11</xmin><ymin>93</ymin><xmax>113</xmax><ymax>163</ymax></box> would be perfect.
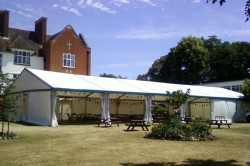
<box><xmin>149</xmin><ymin>117</ymin><xmax>185</xmax><ymax>140</ymax></box>
<box><xmin>206</xmin><ymin>134</ymin><xmax>218</xmax><ymax>141</ymax></box>
<box><xmin>0</xmin><ymin>132</ymin><xmax>20</xmax><ymax>140</ymax></box>
<box><xmin>145</xmin><ymin>117</ymin><xmax>215</xmax><ymax>141</ymax></box>
<box><xmin>188</xmin><ymin>120</ymin><xmax>211</xmax><ymax>141</ymax></box>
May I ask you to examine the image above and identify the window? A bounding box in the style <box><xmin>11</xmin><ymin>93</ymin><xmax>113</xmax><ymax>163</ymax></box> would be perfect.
<box><xmin>232</xmin><ymin>85</ymin><xmax>242</xmax><ymax>92</ymax></box>
<box><xmin>0</xmin><ymin>54</ymin><xmax>2</xmax><ymax>72</ymax></box>
<box><xmin>13</xmin><ymin>73</ymin><xmax>20</xmax><ymax>78</ymax></box>
<box><xmin>14</xmin><ymin>50</ymin><xmax>31</xmax><ymax>65</ymax></box>
<box><xmin>63</xmin><ymin>53</ymin><xmax>75</xmax><ymax>68</ymax></box>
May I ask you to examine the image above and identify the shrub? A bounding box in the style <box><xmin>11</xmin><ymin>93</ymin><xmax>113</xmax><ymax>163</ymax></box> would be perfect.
<box><xmin>146</xmin><ymin>117</ymin><xmax>214</xmax><ymax>141</ymax></box>
<box><xmin>151</xmin><ymin>105</ymin><xmax>166</xmax><ymax>116</ymax></box>
<box><xmin>0</xmin><ymin>132</ymin><xmax>20</xmax><ymax>140</ymax></box>
<box><xmin>146</xmin><ymin>116</ymin><xmax>185</xmax><ymax>140</ymax></box>
<box><xmin>189</xmin><ymin>120</ymin><xmax>211</xmax><ymax>140</ymax></box>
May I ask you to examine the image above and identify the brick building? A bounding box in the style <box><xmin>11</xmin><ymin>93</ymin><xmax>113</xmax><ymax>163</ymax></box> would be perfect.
<box><xmin>0</xmin><ymin>10</ymin><xmax>91</xmax><ymax>78</ymax></box>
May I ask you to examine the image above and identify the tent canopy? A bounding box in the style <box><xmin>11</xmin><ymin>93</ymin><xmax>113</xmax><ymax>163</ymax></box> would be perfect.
<box><xmin>13</xmin><ymin>68</ymin><xmax>244</xmax><ymax>100</ymax></box>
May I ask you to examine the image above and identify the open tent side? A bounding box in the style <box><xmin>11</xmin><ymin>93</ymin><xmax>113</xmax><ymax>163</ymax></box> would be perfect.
<box><xmin>12</xmin><ymin>68</ymin><xmax>245</xmax><ymax>126</ymax></box>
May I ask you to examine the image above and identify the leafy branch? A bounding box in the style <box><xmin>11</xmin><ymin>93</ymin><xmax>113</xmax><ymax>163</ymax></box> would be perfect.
<box><xmin>206</xmin><ymin>0</ymin><xmax>250</xmax><ymax>22</ymax></box>
<box><xmin>165</xmin><ymin>89</ymin><xmax>191</xmax><ymax>109</ymax></box>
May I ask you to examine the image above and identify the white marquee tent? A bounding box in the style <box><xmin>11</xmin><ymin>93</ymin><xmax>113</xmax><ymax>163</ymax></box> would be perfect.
<box><xmin>12</xmin><ymin>68</ymin><xmax>246</xmax><ymax>126</ymax></box>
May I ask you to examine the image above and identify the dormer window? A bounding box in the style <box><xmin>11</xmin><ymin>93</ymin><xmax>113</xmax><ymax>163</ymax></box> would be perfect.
<box><xmin>14</xmin><ymin>50</ymin><xmax>31</xmax><ymax>65</ymax></box>
<box><xmin>63</xmin><ymin>53</ymin><xmax>75</xmax><ymax>68</ymax></box>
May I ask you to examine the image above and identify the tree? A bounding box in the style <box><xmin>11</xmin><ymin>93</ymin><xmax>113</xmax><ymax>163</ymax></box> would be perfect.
<box><xmin>208</xmin><ymin>41</ymin><xmax>235</xmax><ymax>81</ymax></box>
<box><xmin>206</xmin><ymin>39</ymin><xmax>250</xmax><ymax>82</ymax></box>
<box><xmin>206</xmin><ymin>0</ymin><xmax>250</xmax><ymax>22</ymax></box>
<box><xmin>242</xmin><ymin>79</ymin><xmax>250</xmax><ymax>101</ymax></box>
<box><xmin>147</xmin><ymin>55</ymin><xmax>167</xmax><ymax>82</ymax></box>
<box><xmin>165</xmin><ymin>89</ymin><xmax>191</xmax><ymax>110</ymax></box>
<box><xmin>203</xmin><ymin>36</ymin><xmax>222</xmax><ymax>51</ymax></box>
<box><xmin>0</xmin><ymin>73</ymin><xmax>17</xmax><ymax>138</ymax></box>
<box><xmin>136</xmin><ymin>74</ymin><xmax>149</xmax><ymax>81</ymax></box>
<box><xmin>100</xmin><ymin>73</ymin><xmax>127</xmax><ymax>79</ymax></box>
<box><xmin>139</xmin><ymin>36</ymin><xmax>250</xmax><ymax>84</ymax></box>
<box><xmin>147</xmin><ymin>36</ymin><xmax>210</xmax><ymax>84</ymax></box>
<box><xmin>169</xmin><ymin>36</ymin><xmax>209</xmax><ymax>84</ymax></box>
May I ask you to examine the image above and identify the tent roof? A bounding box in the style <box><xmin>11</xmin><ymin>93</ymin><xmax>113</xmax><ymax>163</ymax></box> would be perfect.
<box><xmin>14</xmin><ymin>68</ymin><xmax>244</xmax><ymax>100</ymax></box>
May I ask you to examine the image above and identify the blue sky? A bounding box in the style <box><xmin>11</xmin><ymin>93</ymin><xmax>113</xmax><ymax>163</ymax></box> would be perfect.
<box><xmin>1</xmin><ymin>0</ymin><xmax>250</xmax><ymax>79</ymax></box>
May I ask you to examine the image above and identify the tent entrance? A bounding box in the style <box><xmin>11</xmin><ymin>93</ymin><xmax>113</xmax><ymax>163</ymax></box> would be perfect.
<box><xmin>58</xmin><ymin>98</ymin><xmax>73</xmax><ymax>121</ymax></box>
<box><xmin>189</xmin><ymin>98</ymin><xmax>211</xmax><ymax>120</ymax></box>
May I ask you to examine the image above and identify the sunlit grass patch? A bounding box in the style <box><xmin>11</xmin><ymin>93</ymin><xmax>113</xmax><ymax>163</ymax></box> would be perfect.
<box><xmin>0</xmin><ymin>122</ymin><xmax>249</xmax><ymax>166</ymax></box>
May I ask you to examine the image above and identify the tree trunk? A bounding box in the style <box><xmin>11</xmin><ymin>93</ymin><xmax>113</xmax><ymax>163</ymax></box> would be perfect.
<box><xmin>2</xmin><ymin>96</ymin><xmax>5</xmax><ymax>136</ymax></box>
<box><xmin>7</xmin><ymin>120</ymin><xmax>9</xmax><ymax>135</ymax></box>
<box><xmin>1</xmin><ymin>115</ymin><xmax>4</xmax><ymax>137</ymax></box>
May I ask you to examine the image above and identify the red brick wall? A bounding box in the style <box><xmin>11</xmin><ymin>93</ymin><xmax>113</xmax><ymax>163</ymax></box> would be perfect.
<box><xmin>44</xmin><ymin>26</ymin><xmax>90</xmax><ymax>75</ymax></box>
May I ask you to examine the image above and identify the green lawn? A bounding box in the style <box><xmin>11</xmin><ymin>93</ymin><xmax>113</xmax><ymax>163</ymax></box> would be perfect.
<box><xmin>0</xmin><ymin>122</ymin><xmax>249</xmax><ymax>166</ymax></box>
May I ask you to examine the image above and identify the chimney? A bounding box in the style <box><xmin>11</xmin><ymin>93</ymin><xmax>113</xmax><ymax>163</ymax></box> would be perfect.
<box><xmin>0</xmin><ymin>10</ymin><xmax>9</xmax><ymax>38</ymax></box>
<box><xmin>35</xmin><ymin>17</ymin><xmax>47</xmax><ymax>45</ymax></box>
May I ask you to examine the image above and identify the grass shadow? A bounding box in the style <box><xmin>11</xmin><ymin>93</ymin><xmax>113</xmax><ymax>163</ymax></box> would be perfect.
<box><xmin>121</xmin><ymin>159</ymin><xmax>242</xmax><ymax>166</ymax></box>
<box><xmin>94</xmin><ymin>125</ymin><xmax>112</xmax><ymax>128</ymax></box>
<box><xmin>123</xmin><ymin>129</ymin><xmax>139</xmax><ymax>132</ymax></box>
<box><xmin>15</xmin><ymin>121</ymin><xmax>40</xmax><ymax>126</ymax></box>
<box><xmin>58</xmin><ymin>120</ymin><xmax>98</xmax><ymax>126</ymax></box>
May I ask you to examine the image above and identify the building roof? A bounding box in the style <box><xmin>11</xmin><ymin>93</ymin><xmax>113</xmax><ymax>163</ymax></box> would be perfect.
<box><xmin>202</xmin><ymin>80</ymin><xmax>245</xmax><ymax>87</ymax></box>
<box><xmin>14</xmin><ymin>68</ymin><xmax>244</xmax><ymax>100</ymax></box>
<box><xmin>46</xmin><ymin>25</ymin><xmax>90</xmax><ymax>48</ymax></box>
<box><xmin>0</xmin><ymin>37</ymin><xmax>7</xmax><ymax>51</ymax></box>
<box><xmin>0</xmin><ymin>25</ymin><xmax>90</xmax><ymax>53</ymax></box>
<box><xmin>0</xmin><ymin>27</ymin><xmax>42</xmax><ymax>52</ymax></box>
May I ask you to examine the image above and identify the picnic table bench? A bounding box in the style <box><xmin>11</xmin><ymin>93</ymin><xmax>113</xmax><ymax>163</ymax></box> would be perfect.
<box><xmin>125</xmin><ymin>120</ymin><xmax>150</xmax><ymax>131</ymax></box>
<box><xmin>67</xmin><ymin>113</ymin><xmax>78</xmax><ymax>121</ymax></box>
<box><xmin>180</xmin><ymin>117</ymin><xmax>193</xmax><ymax>123</ymax></box>
<box><xmin>109</xmin><ymin>118</ymin><xmax>122</xmax><ymax>127</ymax></box>
<box><xmin>209</xmin><ymin>116</ymin><xmax>231</xmax><ymax>129</ymax></box>
<box><xmin>97</xmin><ymin>118</ymin><xmax>122</xmax><ymax>127</ymax></box>
<box><xmin>153</xmin><ymin>117</ymin><xmax>165</xmax><ymax>124</ymax></box>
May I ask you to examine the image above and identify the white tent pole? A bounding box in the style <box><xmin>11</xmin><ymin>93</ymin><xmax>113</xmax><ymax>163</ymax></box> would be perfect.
<box><xmin>180</xmin><ymin>104</ymin><xmax>184</xmax><ymax>117</ymax></box>
<box><xmin>59</xmin><ymin>101</ymin><xmax>62</xmax><ymax>121</ymax></box>
<box><xmin>101</xmin><ymin>94</ymin><xmax>106</xmax><ymax>119</ymax></box>
<box><xmin>51</xmin><ymin>91</ymin><xmax>58</xmax><ymax>126</ymax></box>
<box><xmin>100</xmin><ymin>93</ymin><xmax>110</xmax><ymax>120</ymax></box>
<box><xmin>210</xmin><ymin>99</ymin><xmax>215</xmax><ymax>120</ymax></box>
<box><xmin>84</xmin><ymin>97</ymin><xmax>87</xmax><ymax>114</ymax></box>
<box><xmin>144</xmin><ymin>95</ymin><xmax>153</xmax><ymax>124</ymax></box>
<box><xmin>180</xmin><ymin>101</ymin><xmax>188</xmax><ymax>117</ymax></box>
<box><xmin>106</xmin><ymin>93</ymin><xmax>110</xmax><ymax>119</ymax></box>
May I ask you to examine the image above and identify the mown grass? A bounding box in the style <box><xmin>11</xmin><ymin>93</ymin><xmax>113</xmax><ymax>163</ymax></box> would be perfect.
<box><xmin>0</xmin><ymin>122</ymin><xmax>249</xmax><ymax>166</ymax></box>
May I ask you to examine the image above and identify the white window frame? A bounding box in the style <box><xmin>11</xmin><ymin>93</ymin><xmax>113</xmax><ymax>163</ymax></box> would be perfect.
<box><xmin>63</xmin><ymin>53</ymin><xmax>75</xmax><ymax>68</ymax></box>
<box><xmin>14</xmin><ymin>50</ymin><xmax>31</xmax><ymax>65</ymax></box>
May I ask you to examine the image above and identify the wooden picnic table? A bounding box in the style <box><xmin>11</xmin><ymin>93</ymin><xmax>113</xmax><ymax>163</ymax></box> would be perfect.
<box><xmin>125</xmin><ymin>120</ymin><xmax>149</xmax><ymax>131</ymax></box>
<box><xmin>153</xmin><ymin>117</ymin><xmax>165</xmax><ymax>124</ymax></box>
<box><xmin>180</xmin><ymin>117</ymin><xmax>193</xmax><ymax>123</ymax></box>
<box><xmin>67</xmin><ymin>113</ymin><xmax>78</xmax><ymax>121</ymax></box>
<box><xmin>209</xmin><ymin>119</ymin><xmax>231</xmax><ymax>129</ymax></box>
